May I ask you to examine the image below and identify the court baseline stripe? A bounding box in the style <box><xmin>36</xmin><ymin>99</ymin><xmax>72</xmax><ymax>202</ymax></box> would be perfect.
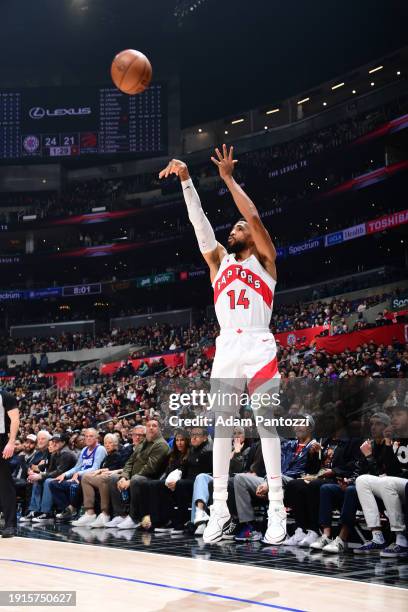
<box><xmin>0</xmin><ymin>558</ymin><xmax>306</xmax><ymax>612</ymax></box>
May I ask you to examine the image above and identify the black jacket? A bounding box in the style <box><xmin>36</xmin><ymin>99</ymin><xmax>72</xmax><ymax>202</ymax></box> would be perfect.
<box><xmin>100</xmin><ymin>449</ymin><xmax>126</xmax><ymax>471</ymax></box>
<box><xmin>181</xmin><ymin>441</ymin><xmax>212</xmax><ymax>479</ymax></box>
<box><xmin>354</xmin><ymin>438</ymin><xmax>408</xmax><ymax>479</ymax></box>
<box><xmin>41</xmin><ymin>446</ymin><xmax>77</xmax><ymax>480</ymax></box>
<box><xmin>229</xmin><ymin>442</ymin><xmax>252</xmax><ymax>476</ymax></box>
<box><xmin>248</xmin><ymin>442</ymin><xmax>266</xmax><ymax>478</ymax></box>
<box><xmin>308</xmin><ymin>438</ymin><xmax>362</xmax><ymax>478</ymax></box>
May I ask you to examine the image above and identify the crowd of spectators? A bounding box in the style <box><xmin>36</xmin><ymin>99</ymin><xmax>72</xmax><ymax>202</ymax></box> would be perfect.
<box><xmin>0</xmin><ymin>293</ymin><xmax>391</xmax><ymax>360</ymax></box>
<box><xmin>3</xmin><ymin>346</ymin><xmax>407</xmax><ymax>556</ymax></box>
<box><xmin>1</xmin><ymin>94</ymin><xmax>406</xmax><ymax>228</ymax></box>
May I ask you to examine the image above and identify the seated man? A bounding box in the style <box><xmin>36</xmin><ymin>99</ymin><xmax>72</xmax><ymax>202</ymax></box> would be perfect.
<box><xmin>233</xmin><ymin>420</ymin><xmax>315</xmax><ymax>542</ymax></box>
<box><xmin>106</xmin><ymin>419</ymin><xmax>170</xmax><ymax>529</ymax></box>
<box><xmin>354</xmin><ymin>406</ymin><xmax>408</xmax><ymax>557</ymax></box>
<box><xmin>16</xmin><ymin>431</ymin><xmax>51</xmax><ymax>516</ymax></box>
<box><xmin>49</xmin><ymin>428</ymin><xmax>107</xmax><ymax>521</ymax></box>
<box><xmin>24</xmin><ymin>433</ymin><xmax>77</xmax><ymax>523</ymax></box>
<box><xmin>72</xmin><ymin>433</ymin><xmax>126</xmax><ymax>528</ymax></box>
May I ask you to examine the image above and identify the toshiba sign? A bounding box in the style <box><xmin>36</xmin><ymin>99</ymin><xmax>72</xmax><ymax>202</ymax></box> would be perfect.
<box><xmin>366</xmin><ymin>209</ymin><xmax>408</xmax><ymax>234</ymax></box>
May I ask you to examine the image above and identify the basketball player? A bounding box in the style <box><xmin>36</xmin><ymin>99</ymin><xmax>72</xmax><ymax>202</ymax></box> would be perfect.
<box><xmin>159</xmin><ymin>144</ymin><xmax>285</xmax><ymax>544</ymax></box>
<box><xmin>0</xmin><ymin>389</ymin><xmax>19</xmax><ymax>538</ymax></box>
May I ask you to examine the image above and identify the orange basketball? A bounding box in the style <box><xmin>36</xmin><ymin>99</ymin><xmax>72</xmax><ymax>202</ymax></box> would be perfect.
<box><xmin>111</xmin><ymin>49</ymin><xmax>152</xmax><ymax>95</ymax></box>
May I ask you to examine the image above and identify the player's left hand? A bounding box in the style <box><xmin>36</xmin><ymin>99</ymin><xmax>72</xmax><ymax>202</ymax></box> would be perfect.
<box><xmin>2</xmin><ymin>442</ymin><xmax>15</xmax><ymax>460</ymax></box>
<box><xmin>211</xmin><ymin>144</ymin><xmax>238</xmax><ymax>180</ymax></box>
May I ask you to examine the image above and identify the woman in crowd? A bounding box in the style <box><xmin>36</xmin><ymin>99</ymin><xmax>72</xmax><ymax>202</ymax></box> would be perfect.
<box><xmin>71</xmin><ymin>433</ymin><xmax>125</xmax><ymax>527</ymax></box>
<box><xmin>139</xmin><ymin>429</ymin><xmax>191</xmax><ymax>531</ymax></box>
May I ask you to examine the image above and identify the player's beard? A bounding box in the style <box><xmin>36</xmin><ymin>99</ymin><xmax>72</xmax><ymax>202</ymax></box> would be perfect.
<box><xmin>227</xmin><ymin>239</ymin><xmax>246</xmax><ymax>254</ymax></box>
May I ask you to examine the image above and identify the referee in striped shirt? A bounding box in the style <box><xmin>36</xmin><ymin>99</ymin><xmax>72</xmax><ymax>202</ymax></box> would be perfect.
<box><xmin>0</xmin><ymin>390</ymin><xmax>19</xmax><ymax>538</ymax></box>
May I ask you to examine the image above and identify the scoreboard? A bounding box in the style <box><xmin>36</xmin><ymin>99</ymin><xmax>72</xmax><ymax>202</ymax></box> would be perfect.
<box><xmin>0</xmin><ymin>84</ymin><xmax>166</xmax><ymax>160</ymax></box>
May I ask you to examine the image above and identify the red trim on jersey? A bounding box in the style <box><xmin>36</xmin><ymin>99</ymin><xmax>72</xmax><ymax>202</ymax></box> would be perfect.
<box><xmin>248</xmin><ymin>356</ymin><xmax>279</xmax><ymax>395</ymax></box>
<box><xmin>213</xmin><ymin>264</ymin><xmax>273</xmax><ymax>307</ymax></box>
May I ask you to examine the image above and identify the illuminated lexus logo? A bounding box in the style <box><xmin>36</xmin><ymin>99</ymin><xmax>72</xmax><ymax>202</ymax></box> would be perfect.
<box><xmin>29</xmin><ymin>107</ymin><xmax>92</xmax><ymax>119</ymax></box>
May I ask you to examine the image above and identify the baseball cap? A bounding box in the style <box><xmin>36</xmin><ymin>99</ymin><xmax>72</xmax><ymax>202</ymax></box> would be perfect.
<box><xmin>26</xmin><ymin>434</ymin><xmax>37</xmax><ymax>442</ymax></box>
<box><xmin>371</xmin><ymin>412</ymin><xmax>391</xmax><ymax>426</ymax></box>
<box><xmin>51</xmin><ymin>433</ymin><xmax>70</xmax><ymax>444</ymax></box>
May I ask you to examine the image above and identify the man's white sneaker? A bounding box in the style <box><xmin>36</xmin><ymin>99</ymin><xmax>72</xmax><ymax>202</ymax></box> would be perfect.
<box><xmin>310</xmin><ymin>535</ymin><xmax>332</xmax><ymax>550</ymax></box>
<box><xmin>323</xmin><ymin>536</ymin><xmax>347</xmax><ymax>554</ymax></box>
<box><xmin>298</xmin><ymin>530</ymin><xmax>319</xmax><ymax>547</ymax></box>
<box><xmin>117</xmin><ymin>516</ymin><xmax>139</xmax><ymax>530</ymax></box>
<box><xmin>262</xmin><ymin>502</ymin><xmax>287</xmax><ymax>545</ymax></box>
<box><xmin>89</xmin><ymin>513</ymin><xmax>111</xmax><ymax>528</ymax></box>
<box><xmin>203</xmin><ymin>504</ymin><xmax>231</xmax><ymax>544</ymax></box>
<box><xmin>283</xmin><ymin>527</ymin><xmax>306</xmax><ymax>546</ymax></box>
<box><xmin>194</xmin><ymin>507</ymin><xmax>210</xmax><ymax>525</ymax></box>
<box><xmin>71</xmin><ymin>513</ymin><xmax>96</xmax><ymax>527</ymax></box>
<box><xmin>105</xmin><ymin>516</ymin><xmax>126</xmax><ymax>528</ymax></box>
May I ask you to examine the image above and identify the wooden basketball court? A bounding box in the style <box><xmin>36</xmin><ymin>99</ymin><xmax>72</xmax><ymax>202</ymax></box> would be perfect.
<box><xmin>0</xmin><ymin>537</ymin><xmax>407</xmax><ymax>611</ymax></box>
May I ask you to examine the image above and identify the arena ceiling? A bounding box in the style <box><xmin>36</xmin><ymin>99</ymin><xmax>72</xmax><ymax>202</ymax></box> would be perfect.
<box><xmin>0</xmin><ymin>0</ymin><xmax>407</xmax><ymax>126</ymax></box>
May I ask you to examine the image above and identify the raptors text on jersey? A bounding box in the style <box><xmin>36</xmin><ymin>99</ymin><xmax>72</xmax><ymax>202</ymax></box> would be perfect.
<box><xmin>212</xmin><ymin>254</ymin><xmax>276</xmax><ymax>330</ymax></box>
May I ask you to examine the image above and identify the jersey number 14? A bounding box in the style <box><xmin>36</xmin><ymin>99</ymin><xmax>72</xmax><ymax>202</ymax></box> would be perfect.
<box><xmin>227</xmin><ymin>289</ymin><xmax>250</xmax><ymax>309</ymax></box>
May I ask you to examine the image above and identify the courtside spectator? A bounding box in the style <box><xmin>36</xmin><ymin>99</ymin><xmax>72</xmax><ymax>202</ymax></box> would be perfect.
<box><xmin>49</xmin><ymin>429</ymin><xmax>107</xmax><ymax>521</ymax></box>
<box><xmin>354</xmin><ymin>406</ymin><xmax>408</xmax><ymax>556</ymax></box>
<box><xmin>106</xmin><ymin>420</ymin><xmax>169</xmax><ymax>529</ymax></box>
<box><xmin>23</xmin><ymin>432</ymin><xmax>76</xmax><ymax>523</ymax></box>
<box><xmin>72</xmin><ymin>433</ymin><xmax>126</xmax><ymax>528</ymax></box>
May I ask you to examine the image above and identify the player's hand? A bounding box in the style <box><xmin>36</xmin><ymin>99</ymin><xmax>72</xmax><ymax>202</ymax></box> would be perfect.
<box><xmin>159</xmin><ymin>159</ymin><xmax>189</xmax><ymax>181</ymax></box>
<box><xmin>2</xmin><ymin>442</ymin><xmax>15</xmax><ymax>460</ymax></box>
<box><xmin>211</xmin><ymin>144</ymin><xmax>238</xmax><ymax>181</ymax></box>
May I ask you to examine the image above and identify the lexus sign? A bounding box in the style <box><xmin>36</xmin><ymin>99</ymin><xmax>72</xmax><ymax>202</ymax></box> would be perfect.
<box><xmin>29</xmin><ymin>107</ymin><xmax>92</xmax><ymax>119</ymax></box>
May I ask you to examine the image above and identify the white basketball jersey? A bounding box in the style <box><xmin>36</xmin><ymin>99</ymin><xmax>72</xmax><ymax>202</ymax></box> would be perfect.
<box><xmin>212</xmin><ymin>254</ymin><xmax>276</xmax><ymax>330</ymax></box>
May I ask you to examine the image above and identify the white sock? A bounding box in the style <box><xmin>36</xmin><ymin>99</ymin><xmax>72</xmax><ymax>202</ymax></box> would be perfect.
<box><xmin>260</xmin><ymin>436</ymin><xmax>283</xmax><ymax>501</ymax></box>
<box><xmin>396</xmin><ymin>533</ymin><xmax>408</xmax><ymax>547</ymax></box>
<box><xmin>372</xmin><ymin>530</ymin><xmax>385</xmax><ymax>544</ymax></box>
<box><xmin>212</xmin><ymin>433</ymin><xmax>231</xmax><ymax>503</ymax></box>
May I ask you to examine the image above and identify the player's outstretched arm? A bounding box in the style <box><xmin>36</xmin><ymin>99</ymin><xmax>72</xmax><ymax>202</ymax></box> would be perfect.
<box><xmin>159</xmin><ymin>159</ymin><xmax>226</xmax><ymax>281</ymax></box>
<box><xmin>211</xmin><ymin>144</ymin><xmax>277</xmax><ymax>280</ymax></box>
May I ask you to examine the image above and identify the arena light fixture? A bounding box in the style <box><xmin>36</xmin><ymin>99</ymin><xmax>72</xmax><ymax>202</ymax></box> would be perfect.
<box><xmin>231</xmin><ymin>118</ymin><xmax>244</xmax><ymax>124</ymax></box>
<box><xmin>224</xmin><ymin>130</ymin><xmax>228</xmax><ymax>135</ymax></box>
<box><xmin>297</xmin><ymin>97</ymin><xmax>310</xmax><ymax>105</ymax></box>
<box><xmin>198</xmin><ymin>128</ymin><xmax>202</xmax><ymax>133</ymax></box>
<box><xmin>352</xmin><ymin>89</ymin><xmax>357</xmax><ymax>94</ymax></box>
<box><xmin>323</xmin><ymin>102</ymin><xmax>327</xmax><ymax>106</ymax></box>
<box><xmin>331</xmin><ymin>82</ymin><xmax>345</xmax><ymax>90</ymax></box>
<box><xmin>266</xmin><ymin>108</ymin><xmax>280</xmax><ymax>115</ymax></box>
<box><xmin>370</xmin><ymin>82</ymin><xmax>375</xmax><ymax>87</ymax></box>
<box><xmin>264</xmin><ymin>126</ymin><xmax>268</xmax><ymax>130</ymax></box>
<box><xmin>397</xmin><ymin>71</ymin><xmax>401</xmax><ymax>76</ymax></box>
<box><xmin>369</xmin><ymin>65</ymin><xmax>383</xmax><ymax>74</ymax></box>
